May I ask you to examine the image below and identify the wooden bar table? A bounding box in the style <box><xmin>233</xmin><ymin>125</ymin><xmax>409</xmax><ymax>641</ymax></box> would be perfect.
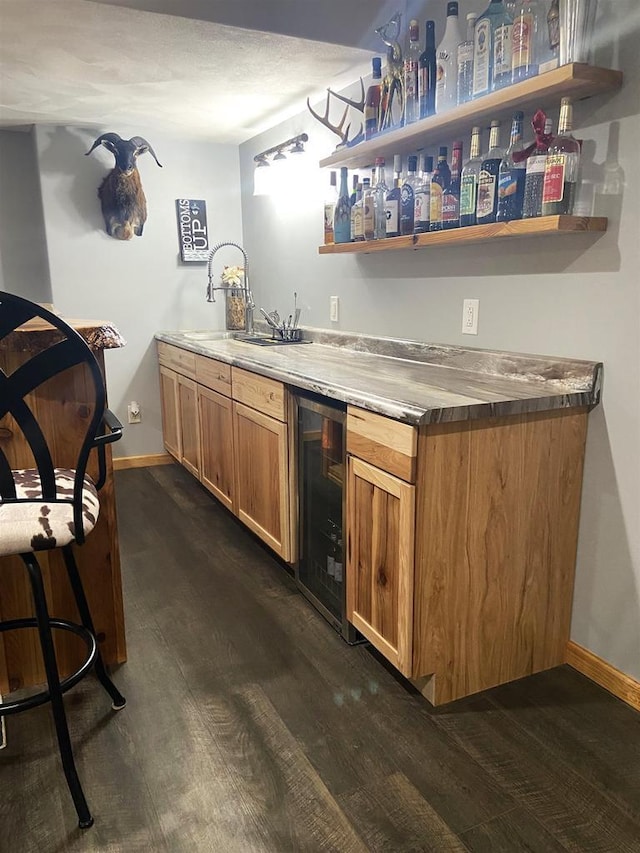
<box><xmin>0</xmin><ymin>316</ymin><xmax>127</xmax><ymax>692</ymax></box>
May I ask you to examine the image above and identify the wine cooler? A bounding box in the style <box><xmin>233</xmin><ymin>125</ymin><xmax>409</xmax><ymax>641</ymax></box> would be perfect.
<box><xmin>295</xmin><ymin>391</ymin><xmax>358</xmax><ymax>642</ymax></box>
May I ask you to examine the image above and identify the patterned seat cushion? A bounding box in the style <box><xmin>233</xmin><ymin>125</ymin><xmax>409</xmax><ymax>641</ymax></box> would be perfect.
<box><xmin>0</xmin><ymin>468</ymin><xmax>99</xmax><ymax>556</ymax></box>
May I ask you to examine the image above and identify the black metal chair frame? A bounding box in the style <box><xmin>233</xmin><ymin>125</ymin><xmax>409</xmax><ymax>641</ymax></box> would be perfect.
<box><xmin>0</xmin><ymin>291</ymin><xmax>125</xmax><ymax>829</ymax></box>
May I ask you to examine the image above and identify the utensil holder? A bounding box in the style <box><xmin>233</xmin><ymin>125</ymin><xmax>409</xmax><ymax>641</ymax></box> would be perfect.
<box><xmin>272</xmin><ymin>327</ymin><xmax>302</xmax><ymax>342</ymax></box>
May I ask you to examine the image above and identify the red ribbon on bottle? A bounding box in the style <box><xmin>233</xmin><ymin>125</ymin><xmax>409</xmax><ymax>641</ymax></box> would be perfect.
<box><xmin>513</xmin><ymin>109</ymin><xmax>554</xmax><ymax>163</ymax></box>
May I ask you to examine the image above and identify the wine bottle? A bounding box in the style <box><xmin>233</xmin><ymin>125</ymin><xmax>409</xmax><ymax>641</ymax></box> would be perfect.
<box><xmin>522</xmin><ymin>114</ymin><xmax>553</xmax><ymax>218</ymax></box>
<box><xmin>430</xmin><ymin>147</ymin><xmax>451</xmax><ymax>232</ymax></box>
<box><xmin>442</xmin><ymin>141</ymin><xmax>463</xmax><ymax>229</ymax></box>
<box><xmin>414</xmin><ymin>154</ymin><xmax>433</xmax><ymax>233</ymax></box>
<box><xmin>404</xmin><ymin>20</ymin><xmax>422</xmax><ymax>125</ymax></box>
<box><xmin>460</xmin><ymin>126</ymin><xmax>483</xmax><ymax>227</ymax></box>
<box><xmin>457</xmin><ymin>13</ymin><xmax>478</xmax><ymax>106</ymax></box>
<box><xmin>364</xmin><ymin>57</ymin><xmax>383</xmax><ymax>140</ymax></box>
<box><xmin>542</xmin><ymin>98</ymin><xmax>581</xmax><ymax>215</ymax></box>
<box><xmin>418</xmin><ymin>21</ymin><xmax>437</xmax><ymax>119</ymax></box>
<box><xmin>435</xmin><ymin>2</ymin><xmax>463</xmax><ymax>115</ymax></box>
<box><xmin>400</xmin><ymin>155</ymin><xmax>418</xmax><ymax>235</ymax></box>
<box><xmin>385</xmin><ymin>155</ymin><xmax>402</xmax><ymax>237</ymax></box>
<box><xmin>333</xmin><ymin>167</ymin><xmax>351</xmax><ymax>244</ymax></box>
<box><xmin>497</xmin><ymin>111</ymin><xmax>526</xmax><ymax>221</ymax></box>
<box><xmin>372</xmin><ymin>157</ymin><xmax>388</xmax><ymax>240</ymax></box>
<box><xmin>476</xmin><ymin>120</ymin><xmax>504</xmax><ymax>224</ymax></box>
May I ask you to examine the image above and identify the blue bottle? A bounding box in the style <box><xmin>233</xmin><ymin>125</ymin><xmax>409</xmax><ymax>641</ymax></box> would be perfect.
<box><xmin>333</xmin><ymin>167</ymin><xmax>352</xmax><ymax>243</ymax></box>
<box><xmin>497</xmin><ymin>111</ymin><xmax>527</xmax><ymax>221</ymax></box>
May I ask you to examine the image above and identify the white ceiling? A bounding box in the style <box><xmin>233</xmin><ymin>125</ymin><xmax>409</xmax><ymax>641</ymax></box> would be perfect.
<box><xmin>0</xmin><ymin>0</ymin><xmax>395</xmax><ymax>143</ymax></box>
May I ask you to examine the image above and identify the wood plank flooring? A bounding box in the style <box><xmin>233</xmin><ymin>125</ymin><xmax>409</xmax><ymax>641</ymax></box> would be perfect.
<box><xmin>1</xmin><ymin>463</ymin><xmax>639</xmax><ymax>852</ymax></box>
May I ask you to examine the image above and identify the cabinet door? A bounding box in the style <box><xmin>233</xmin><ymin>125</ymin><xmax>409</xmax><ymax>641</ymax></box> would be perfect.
<box><xmin>346</xmin><ymin>455</ymin><xmax>415</xmax><ymax>676</ymax></box>
<box><xmin>178</xmin><ymin>374</ymin><xmax>200</xmax><ymax>477</ymax></box>
<box><xmin>159</xmin><ymin>365</ymin><xmax>181</xmax><ymax>460</ymax></box>
<box><xmin>198</xmin><ymin>385</ymin><xmax>234</xmax><ymax>512</ymax></box>
<box><xmin>233</xmin><ymin>401</ymin><xmax>290</xmax><ymax>561</ymax></box>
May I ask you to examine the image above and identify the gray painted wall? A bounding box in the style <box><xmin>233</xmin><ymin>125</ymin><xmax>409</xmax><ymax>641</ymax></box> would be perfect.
<box><xmin>0</xmin><ymin>127</ymin><xmax>51</xmax><ymax>301</ymax></box>
<box><xmin>238</xmin><ymin>0</ymin><xmax>640</xmax><ymax>681</ymax></box>
<box><xmin>33</xmin><ymin>124</ymin><xmax>243</xmax><ymax>459</ymax></box>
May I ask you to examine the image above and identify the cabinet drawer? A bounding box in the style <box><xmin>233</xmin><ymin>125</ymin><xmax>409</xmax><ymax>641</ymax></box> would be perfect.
<box><xmin>347</xmin><ymin>406</ymin><xmax>417</xmax><ymax>483</ymax></box>
<box><xmin>157</xmin><ymin>342</ymin><xmax>196</xmax><ymax>378</ymax></box>
<box><xmin>195</xmin><ymin>354</ymin><xmax>231</xmax><ymax>396</ymax></box>
<box><xmin>232</xmin><ymin>366</ymin><xmax>286</xmax><ymax>421</ymax></box>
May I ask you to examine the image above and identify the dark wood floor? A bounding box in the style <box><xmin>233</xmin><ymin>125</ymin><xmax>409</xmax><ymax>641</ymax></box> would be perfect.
<box><xmin>1</xmin><ymin>464</ymin><xmax>640</xmax><ymax>852</ymax></box>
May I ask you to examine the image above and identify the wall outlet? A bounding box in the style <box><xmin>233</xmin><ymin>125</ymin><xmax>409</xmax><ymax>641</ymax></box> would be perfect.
<box><xmin>330</xmin><ymin>295</ymin><xmax>339</xmax><ymax>323</ymax></box>
<box><xmin>462</xmin><ymin>298</ymin><xmax>479</xmax><ymax>335</ymax></box>
<box><xmin>127</xmin><ymin>401</ymin><xmax>141</xmax><ymax>424</ymax></box>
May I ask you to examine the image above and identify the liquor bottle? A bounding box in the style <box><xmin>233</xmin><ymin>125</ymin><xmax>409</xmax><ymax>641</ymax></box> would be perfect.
<box><xmin>460</xmin><ymin>126</ymin><xmax>483</xmax><ymax>227</ymax></box>
<box><xmin>355</xmin><ymin>179</ymin><xmax>370</xmax><ymax>241</ymax></box>
<box><xmin>473</xmin><ymin>0</ymin><xmax>513</xmax><ymax>98</ymax></box>
<box><xmin>418</xmin><ymin>20</ymin><xmax>437</xmax><ymax>119</ymax></box>
<box><xmin>350</xmin><ymin>181</ymin><xmax>363</xmax><ymax>241</ymax></box>
<box><xmin>404</xmin><ymin>20</ymin><xmax>422</xmax><ymax>125</ymax></box>
<box><xmin>323</xmin><ymin>171</ymin><xmax>338</xmax><ymax>244</ymax></box>
<box><xmin>333</xmin><ymin>167</ymin><xmax>351</xmax><ymax>244</ymax></box>
<box><xmin>372</xmin><ymin>157</ymin><xmax>388</xmax><ymax>239</ymax></box>
<box><xmin>385</xmin><ymin>155</ymin><xmax>402</xmax><ymax>237</ymax></box>
<box><xmin>430</xmin><ymin>147</ymin><xmax>451</xmax><ymax>232</ymax></box>
<box><xmin>363</xmin><ymin>173</ymin><xmax>376</xmax><ymax>240</ymax></box>
<box><xmin>442</xmin><ymin>141</ymin><xmax>463</xmax><ymax>229</ymax></box>
<box><xmin>334</xmin><ymin>535</ymin><xmax>343</xmax><ymax>583</ymax></box>
<box><xmin>547</xmin><ymin>0</ymin><xmax>560</xmax><ymax>59</ymax></box>
<box><xmin>350</xmin><ymin>174</ymin><xmax>359</xmax><ymax>208</ymax></box>
<box><xmin>400</xmin><ymin>155</ymin><xmax>418</xmax><ymax>235</ymax></box>
<box><xmin>435</xmin><ymin>2</ymin><xmax>463</xmax><ymax>115</ymax></box>
<box><xmin>457</xmin><ymin>12</ymin><xmax>478</xmax><ymax>106</ymax></box>
<box><xmin>522</xmin><ymin>114</ymin><xmax>553</xmax><ymax>218</ymax></box>
<box><xmin>476</xmin><ymin>120</ymin><xmax>504</xmax><ymax>224</ymax></box>
<box><xmin>497</xmin><ymin>111</ymin><xmax>526</xmax><ymax>221</ymax></box>
<box><xmin>542</xmin><ymin>98</ymin><xmax>581</xmax><ymax>215</ymax></box>
<box><xmin>511</xmin><ymin>0</ymin><xmax>541</xmax><ymax>83</ymax></box>
<box><xmin>365</xmin><ymin>57</ymin><xmax>383</xmax><ymax>140</ymax></box>
<box><xmin>414</xmin><ymin>154</ymin><xmax>433</xmax><ymax>233</ymax></box>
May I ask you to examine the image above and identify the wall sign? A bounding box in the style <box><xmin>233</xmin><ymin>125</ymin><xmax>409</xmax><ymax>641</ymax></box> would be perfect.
<box><xmin>176</xmin><ymin>199</ymin><xmax>209</xmax><ymax>261</ymax></box>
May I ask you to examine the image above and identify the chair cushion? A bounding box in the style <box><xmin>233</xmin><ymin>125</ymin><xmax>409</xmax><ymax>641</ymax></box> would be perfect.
<box><xmin>0</xmin><ymin>468</ymin><xmax>99</xmax><ymax>556</ymax></box>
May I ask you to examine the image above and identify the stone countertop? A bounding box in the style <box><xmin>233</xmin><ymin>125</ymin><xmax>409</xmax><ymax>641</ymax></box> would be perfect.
<box><xmin>155</xmin><ymin>328</ymin><xmax>602</xmax><ymax>426</ymax></box>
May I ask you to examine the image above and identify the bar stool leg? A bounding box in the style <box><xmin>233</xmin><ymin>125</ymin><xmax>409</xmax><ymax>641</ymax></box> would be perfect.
<box><xmin>61</xmin><ymin>545</ymin><xmax>126</xmax><ymax>710</ymax></box>
<box><xmin>22</xmin><ymin>553</ymin><xmax>94</xmax><ymax>829</ymax></box>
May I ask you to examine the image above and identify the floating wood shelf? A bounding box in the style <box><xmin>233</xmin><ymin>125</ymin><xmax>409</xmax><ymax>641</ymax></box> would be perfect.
<box><xmin>318</xmin><ymin>216</ymin><xmax>608</xmax><ymax>254</ymax></box>
<box><xmin>319</xmin><ymin>64</ymin><xmax>623</xmax><ymax>170</ymax></box>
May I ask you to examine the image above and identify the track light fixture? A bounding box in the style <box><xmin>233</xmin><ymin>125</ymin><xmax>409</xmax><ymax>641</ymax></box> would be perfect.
<box><xmin>253</xmin><ymin>133</ymin><xmax>309</xmax><ymax>196</ymax></box>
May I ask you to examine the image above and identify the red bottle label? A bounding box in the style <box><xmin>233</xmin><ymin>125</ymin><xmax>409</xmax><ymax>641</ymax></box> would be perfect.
<box><xmin>542</xmin><ymin>154</ymin><xmax>565</xmax><ymax>203</ymax></box>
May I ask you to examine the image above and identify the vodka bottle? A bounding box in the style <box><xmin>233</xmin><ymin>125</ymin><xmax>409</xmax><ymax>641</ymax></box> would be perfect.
<box><xmin>400</xmin><ymin>155</ymin><xmax>418</xmax><ymax>235</ymax></box>
<box><xmin>476</xmin><ymin>120</ymin><xmax>504</xmax><ymax>224</ymax></box>
<box><xmin>333</xmin><ymin>167</ymin><xmax>351</xmax><ymax>244</ymax></box>
<box><xmin>522</xmin><ymin>115</ymin><xmax>553</xmax><ymax>218</ymax></box>
<box><xmin>460</xmin><ymin>126</ymin><xmax>483</xmax><ymax>227</ymax></box>
<box><xmin>430</xmin><ymin>147</ymin><xmax>451</xmax><ymax>232</ymax></box>
<box><xmin>364</xmin><ymin>57</ymin><xmax>383</xmax><ymax>140</ymax></box>
<box><xmin>457</xmin><ymin>13</ymin><xmax>478</xmax><ymax>106</ymax></box>
<box><xmin>442</xmin><ymin>141</ymin><xmax>463</xmax><ymax>229</ymax></box>
<box><xmin>372</xmin><ymin>157</ymin><xmax>388</xmax><ymax>240</ymax></box>
<box><xmin>473</xmin><ymin>0</ymin><xmax>513</xmax><ymax>98</ymax></box>
<box><xmin>363</xmin><ymin>172</ymin><xmax>376</xmax><ymax>240</ymax></box>
<box><xmin>436</xmin><ymin>2</ymin><xmax>463</xmax><ymax>115</ymax></box>
<box><xmin>511</xmin><ymin>0</ymin><xmax>541</xmax><ymax>83</ymax></box>
<box><xmin>404</xmin><ymin>20</ymin><xmax>422</xmax><ymax>125</ymax></box>
<box><xmin>350</xmin><ymin>181</ymin><xmax>363</xmax><ymax>241</ymax></box>
<box><xmin>542</xmin><ymin>98</ymin><xmax>581</xmax><ymax>215</ymax></box>
<box><xmin>419</xmin><ymin>20</ymin><xmax>437</xmax><ymax>119</ymax></box>
<box><xmin>497</xmin><ymin>111</ymin><xmax>526</xmax><ymax>221</ymax></box>
<box><xmin>385</xmin><ymin>155</ymin><xmax>402</xmax><ymax>237</ymax></box>
<box><xmin>414</xmin><ymin>154</ymin><xmax>433</xmax><ymax>233</ymax></box>
<box><xmin>323</xmin><ymin>171</ymin><xmax>338</xmax><ymax>244</ymax></box>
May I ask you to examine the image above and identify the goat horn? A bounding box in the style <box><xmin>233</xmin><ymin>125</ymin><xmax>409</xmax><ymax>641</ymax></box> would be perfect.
<box><xmin>85</xmin><ymin>132</ymin><xmax>122</xmax><ymax>156</ymax></box>
<box><xmin>129</xmin><ymin>136</ymin><xmax>163</xmax><ymax>168</ymax></box>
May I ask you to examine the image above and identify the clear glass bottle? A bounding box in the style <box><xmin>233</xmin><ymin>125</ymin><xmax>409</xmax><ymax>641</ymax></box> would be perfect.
<box><xmin>473</xmin><ymin>0</ymin><xmax>513</xmax><ymax>98</ymax></box>
<box><xmin>404</xmin><ymin>20</ymin><xmax>422</xmax><ymax>125</ymax></box>
<box><xmin>430</xmin><ymin>147</ymin><xmax>451</xmax><ymax>232</ymax></box>
<box><xmin>323</xmin><ymin>171</ymin><xmax>338</xmax><ymax>244</ymax></box>
<box><xmin>511</xmin><ymin>0</ymin><xmax>541</xmax><ymax>83</ymax></box>
<box><xmin>385</xmin><ymin>155</ymin><xmax>403</xmax><ymax>237</ymax></box>
<box><xmin>414</xmin><ymin>154</ymin><xmax>433</xmax><ymax>233</ymax></box>
<box><xmin>476</xmin><ymin>120</ymin><xmax>504</xmax><ymax>224</ymax></box>
<box><xmin>542</xmin><ymin>98</ymin><xmax>581</xmax><ymax>215</ymax></box>
<box><xmin>547</xmin><ymin>0</ymin><xmax>560</xmax><ymax>60</ymax></box>
<box><xmin>436</xmin><ymin>2</ymin><xmax>463</xmax><ymax>115</ymax></box>
<box><xmin>372</xmin><ymin>157</ymin><xmax>388</xmax><ymax>240</ymax></box>
<box><xmin>457</xmin><ymin>12</ymin><xmax>478</xmax><ymax>106</ymax></box>
<box><xmin>460</xmin><ymin>126</ymin><xmax>483</xmax><ymax>227</ymax></box>
<box><xmin>442</xmin><ymin>141</ymin><xmax>463</xmax><ymax>229</ymax></box>
<box><xmin>350</xmin><ymin>180</ymin><xmax>363</xmax><ymax>241</ymax></box>
<box><xmin>419</xmin><ymin>20</ymin><xmax>437</xmax><ymax>119</ymax></box>
<box><xmin>497</xmin><ymin>111</ymin><xmax>527</xmax><ymax>221</ymax></box>
<box><xmin>363</xmin><ymin>172</ymin><xmax>376</xmax><ymax>240</ymax></box>
<box><xmin>333</xmin><ymin>167</ymin><xmax>351</xmax><ymax>244</ymax></box>
<box><xmin>365</xmin><ymin>57</ymin><xmax>383</xmax><ymax>140</ymax></box>
<box><xmin>523</xmin><ymin>115</ymin><xmax>553</xmax><ymax>218</ymax></box>
<box><xmin>400</xmin><ymin>155</ymin><xmax>418</xmax><ymax>235</ymax></box>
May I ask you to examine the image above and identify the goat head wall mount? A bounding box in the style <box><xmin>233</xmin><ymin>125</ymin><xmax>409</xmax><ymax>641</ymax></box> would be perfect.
<box><xmin>85</xmin><ymin>132</ymin><xmax>162</xmax><ymax>240</ymax></box>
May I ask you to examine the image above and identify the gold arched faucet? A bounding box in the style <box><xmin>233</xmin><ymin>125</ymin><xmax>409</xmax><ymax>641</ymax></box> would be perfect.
<box><xmin>206</xmin><ymin>242</ymin><xmax>255</xmax><ymax>335</ymax></box>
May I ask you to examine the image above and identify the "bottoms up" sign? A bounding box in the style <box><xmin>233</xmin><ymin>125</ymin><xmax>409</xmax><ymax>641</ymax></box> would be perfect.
<box><xmin>176</xmin><ymin>199</ymin><xmax>209</xmax><ymax>262</ymax></box>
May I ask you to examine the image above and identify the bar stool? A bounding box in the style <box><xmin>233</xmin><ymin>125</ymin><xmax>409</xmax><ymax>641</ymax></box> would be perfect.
<box><xmin>0</xmin><ymin>291</ymin><xmax>126</xmax><ymax>829</ymax></box>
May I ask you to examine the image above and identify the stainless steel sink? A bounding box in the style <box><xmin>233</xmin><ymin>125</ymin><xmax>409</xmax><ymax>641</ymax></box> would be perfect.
<box><xmin>180</xmin><ymin>330</ymin><xmax>237</xmax><ymax>341</ymax></box>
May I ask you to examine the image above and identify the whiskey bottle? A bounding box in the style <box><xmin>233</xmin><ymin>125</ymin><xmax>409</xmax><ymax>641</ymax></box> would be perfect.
<box><xmin>442</xmin><ymin>141</ymin><xmax>463</xmax><ymax>229</ymax></box>
<box><xmin>541</xmin><ymin>98</ymin><xmax>581</xmax><ymax>215</ymax></box>
<box><xmin>497</xmin><ymin>111</ymin><xmax>526</xmax><ymax>221</ymax></box>
<box><xmin>418</xmin><ymin>21</ymin><xmax>437</xmax><ymax>119</ymax></box>
<box><xmin>414</xmin><ymin>154</ymin><xmax>433</xmax><ymax>233</ymax></box>
<box><xmin>365</xmin><ymin>57</ymin><xmax>383</xmax><ymax>140</ymax></box>
<box><xmin>522</xmin><ymin>114</ymin><xmax>553</xmax><ymax>218</ymax></box>
<box><xmin>400</xmin><ymin>155</ymin><xmax>418</xmax><ymax>235</ymax></box>
<box><xmin>511</xmin><ymin>0</ymin><xmax>541</xmax><ymax>83</ymax></box>
<box><xmin>430</xmin><ymin>147</ymin><xmax>451</xmax><ymax>232</ymax></box>
<box><xmin>385</xmin><ymin>155</ymin><xmax>402</xmax><ymax>237</ymax></box>
<box><xmin>404</xmin><ymin>20</ymin><xmax>422</xmax><ymax>124</ymax></box>
<box><xmin>333</xmin><ymin>167</ymin><xmax>352</xmax><ymax>244</ymax></box>
<box><xmin>476</xmin><ymin>120</ymin><xmax>503</xmax><ymax>224</ymax></box>
<box><xmin>460</xmin><ymin>126</ymin><xmax>483</xmax><ymax>227</ymax></box>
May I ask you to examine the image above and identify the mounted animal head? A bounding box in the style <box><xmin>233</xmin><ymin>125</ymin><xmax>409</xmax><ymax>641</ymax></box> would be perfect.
<box><xmin>85</xmin><ymin>132</ymin><xmax>162</xmax><ymax>240</ymax></box>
